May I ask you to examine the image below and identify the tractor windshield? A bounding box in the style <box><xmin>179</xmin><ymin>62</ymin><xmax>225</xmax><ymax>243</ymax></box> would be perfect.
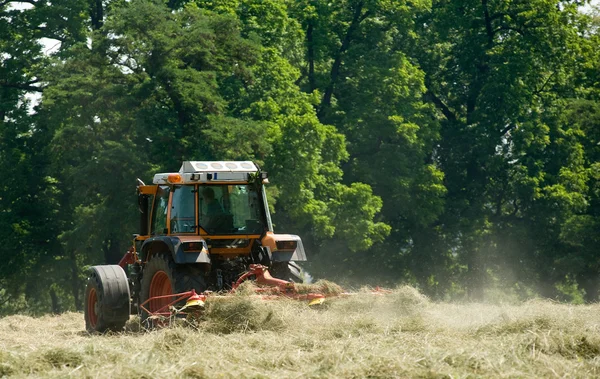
<box><xmin>198</xmin><ymin>184</ymin><xmax>266</xmax><ymax>235</ymax></box>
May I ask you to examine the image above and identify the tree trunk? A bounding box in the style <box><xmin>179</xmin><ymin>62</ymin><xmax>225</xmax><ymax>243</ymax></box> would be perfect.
<box><xmin>103</xmin><ymin>236</ymin><xmax>123</xmax><ymax>264</ymax></box>
<box><xmin>89</xmin><ymin>0</ymin><xmax>103</xmax><ymax>30</ymax></box>
<box><xmin>307</xmin><ymin>22</ymin><xmax>316</xmax><ymax>92</ymax></box>
<box><xmin>70</xmin><ymin>250</ymin><xmax>83</xmax><ymax>311</ymax></box>
<box><xmin>49</xmin><ymin>287</ymin><xmax>61</xmax><ymax>314</ymax></box>
<box><xmin>318</xmin><ymin>1</ymin><xmax>366</xmax><ymax>117</ymax></box>
<box><xmin>579</xmin><ymin>270</ymin><xmax>600</xmax><ymax>303</ymax></box>
<box><xmin>465</xmin><ymin>247</ymin><xmax>485</xmax><ymax>301</ymax></box>
<box><xmin>537</xmin><ymin>277</ymin><xmax>557</xmax><ymax>299</ymax></box>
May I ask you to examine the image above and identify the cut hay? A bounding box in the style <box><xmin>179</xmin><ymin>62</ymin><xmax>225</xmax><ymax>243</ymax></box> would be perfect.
<box><xmin>295</xmin><ymin>280</ymin><xmax>344</xmax><ymax>296</ymax></box>
<box><xmin>1</xmin><ymin>287</ymin><xmax>600</xmax><ymax>378</ymax></box>
<box><xmin>200</xmin><ymin>294</ymin><xmax>285</xmax><ymax>334</ymax></box>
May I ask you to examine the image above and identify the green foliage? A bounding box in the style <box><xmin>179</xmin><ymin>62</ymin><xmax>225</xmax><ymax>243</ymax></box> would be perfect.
<box><xmin>329</xmin><ymin>183</ymin><xmax>390</xmax><ymax>251</ymax></box>
<box><xmin>403</xmin><ymin>0</ymin><xmax>600</xmax><ymax>299</ymax></box>
<box><xmin>0</xmin><ymin>0</ymin><xmax>75</xmax><ymax>309</ymax></box>
<box><xmin>1</xmin><ymin>0</ymin><xmax>600</xmax><ymax>311</ymax></box>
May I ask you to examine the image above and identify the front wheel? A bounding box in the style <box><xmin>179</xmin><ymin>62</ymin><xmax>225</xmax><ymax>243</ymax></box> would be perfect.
<box><xmin>84</xmin><ymin>265</ymin><xmax>131</xmax><ymax>333</ymax></box>
<box><xmin>139</xmin><ymin>253</ymin><xmax>207</xmax><ymax>324</ymax></box>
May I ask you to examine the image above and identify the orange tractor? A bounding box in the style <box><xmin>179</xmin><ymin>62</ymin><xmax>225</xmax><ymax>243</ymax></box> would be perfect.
<box><xmin>84</xmin><ymin>161</ymin><xmax>322</xmax><ymax>332</ymax></box>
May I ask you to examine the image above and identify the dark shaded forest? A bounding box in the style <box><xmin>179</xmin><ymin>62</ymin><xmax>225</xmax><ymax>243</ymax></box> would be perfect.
<box><xmin>1</xmin><ymin>0</ymin><xmax>599</xmax><ymax>314</ymax></box>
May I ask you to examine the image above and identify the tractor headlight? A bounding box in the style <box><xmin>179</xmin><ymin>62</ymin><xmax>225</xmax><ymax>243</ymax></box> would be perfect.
<box><xmin>183</xmin><ymin>242</ymin><xmax>205</xmax><ymax>252</ymax></box>
<box><xmin>276</xmin><ymin>240</ymin><xmax>297</xmax><ymax>251</ymax></box>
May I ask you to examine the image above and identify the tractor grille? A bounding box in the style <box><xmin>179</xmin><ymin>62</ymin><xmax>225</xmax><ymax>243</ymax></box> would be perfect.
<box><xmin>208</xmin><ymin>239</ymin><xmax>250</xmax><ymax>249</ymax></box>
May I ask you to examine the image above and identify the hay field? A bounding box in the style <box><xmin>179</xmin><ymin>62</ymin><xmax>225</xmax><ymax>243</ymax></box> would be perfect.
<box><xmin>1</xmin><ymin>286</ymin><xmax>600</xmax><ymax>378</ymax></box>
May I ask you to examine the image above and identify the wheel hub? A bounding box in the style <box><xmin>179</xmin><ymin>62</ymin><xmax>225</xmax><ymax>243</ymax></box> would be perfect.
<box><xmin>149</xmin><ymin>270</ymin><xmax>172</xmax><ymax>313</ymax></box>
<box><xmin>87</xmin><ymin>287</ymin><xmax>98</xmax><ymax>327</ymax></box>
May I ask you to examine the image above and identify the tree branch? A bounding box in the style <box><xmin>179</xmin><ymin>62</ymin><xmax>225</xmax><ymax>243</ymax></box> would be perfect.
<box><xmin>0</xmin><ymin>81</ymin><xmax>44</xmax><ymax>92</ymax></box>
<box><xmin>32</xmin><ymin>27</ymin><xmax>67</xmax><ymax>42</ymax></box>
<box><xmin>425</xmin><ymin>89</ymin><xmax>457</xmax><ymax>122</ymax></box>
<box><xmin>500</xmin><ymin>123</ymin><xmax>516</xmax><ymax>136</ymax></box>
<box><xmin>533</xmin><ymin>71</ymin><xmax>556</xmax><ymax>97</ymax></box>
<box><xmin>0</xmin><ymin>294</ymin><xmax>12</xmax><ymax>307</ymax></box>
<box><xmin>307</xmin><ymin>21</ymin><xmax>316</xmax><ymax>92</ymax></box>
<box><xmin>358</xmin><ymin>9</ymin><xmax>371</xmax><ymax>23</ymax></box>
<box><xmin>493</xmin><ymin>25</ymin><xmax>525</xmax><ymax>37</ymax></box>
<box><xmin>481</xmin><ymin>0</ymin><xmax>495</xmax><ymax>48</ymax></box>
<box><xmin>318</xmin><ymin>1</ymin><xmax>368</xmax><ymax>117</ymax></box>
<box><xmin>1</xmin><ymin>0</ymin><xmax>41</xmax><ymax>7</ymax></box>
<box><xmin>489</xmin><ymin>12</ymin><xmax>510</xmax><ymax>21</ymax></box>
<box><xmin>294</xmin><ymin>67</ymin><xmax>307</xmax><ymax>86</ymax></box>
<box><xmin>511</xmin><ymin>200</ymin><xmax>519</xmax><ymax>217</ymax></box>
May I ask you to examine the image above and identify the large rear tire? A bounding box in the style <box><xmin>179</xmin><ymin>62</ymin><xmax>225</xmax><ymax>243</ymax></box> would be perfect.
<box><xmin>84</xmin><ymin>265</ymin><xmax>131</xmax><ymax>333</ymax></box>
<box><xmin>270</xmin><ymin>261</ymin><xmax>304</xmax><ymax>283</ymax></box>
<box><xmin>139</xmin><ymin>253</ymin><xmax>207</xmax><ymax>324</ymax></box>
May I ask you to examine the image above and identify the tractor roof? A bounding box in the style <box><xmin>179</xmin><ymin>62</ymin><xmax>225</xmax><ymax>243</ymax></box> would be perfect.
<box><xmin>152</xmin><ymin>161</ymin><xmax>259</xmax><ymax>185</ymax></box>
<box><xmin>179</xmin><ymin>161</ymin><xmax>258</xmax><ymax>173</ymax></box>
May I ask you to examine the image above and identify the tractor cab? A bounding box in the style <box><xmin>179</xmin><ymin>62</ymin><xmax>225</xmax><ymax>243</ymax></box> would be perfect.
<box><xmin>145</xmin><ymin>161</ymin><xmax>271</xmax><ymax>237</ymax></box>
<box><xmin>134</xmin><ymin>161</ymin><xmax>305</xmax><ymax>290</ymax></box>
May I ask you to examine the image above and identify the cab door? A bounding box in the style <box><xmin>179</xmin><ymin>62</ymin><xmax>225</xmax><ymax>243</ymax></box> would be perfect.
<box><xmin>150</xmin><ymin>185</ymin><xmax>170</xmax><ymax>235</ymax></box>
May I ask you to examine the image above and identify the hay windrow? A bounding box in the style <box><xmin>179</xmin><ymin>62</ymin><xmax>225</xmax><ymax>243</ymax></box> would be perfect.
<box><xmin>0</xmin><ymin>351</ymin><xmax>15</xmax><ymax>377</ymax></box>
<box><xmin>201</xmin><ymin>293</ymin><xmax>286</xmax><ymax>334</ymax></box>
<box><xmin>42</xmin><ymin>348</ymin><xmax>84</xmax><ymax>368</ymax></box>
<box><xmin>295</xmin><ymin>280</ymin><xmax>344</xmax><ymax>295</ymax></box>
<box><xmin>232</xmin><ymin>280</ymin><xmax>258</xmax><ymax>296</ymax></box>
<box><xmin>389</xmin><ymin>285</ymin><xmax>430</xmax><ymax>308</ymax></box>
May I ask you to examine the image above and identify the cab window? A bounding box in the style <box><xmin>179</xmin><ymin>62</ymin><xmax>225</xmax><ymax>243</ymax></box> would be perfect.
<box><xmin>170</xmin><ymin>185</ymin><xmax>196</xmax><ymax>234</ymax></box>
<box><xmin>151</xmin><ymin>186</ymin><xmax>170</xmax><ymax>235</ymax></box>
<box><xmin>198</xmin><ymin>184</ymin><xmax>265</xmax><ymax>234</ymax></box>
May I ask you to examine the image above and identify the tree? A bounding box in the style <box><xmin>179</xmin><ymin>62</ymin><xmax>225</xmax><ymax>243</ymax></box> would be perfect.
<box><xmin>280</xmin><ymin>0</ymin><xmax>453</xmax><ymax>291</ymax></box>
<box><xmin>556</xmin><ymin>100</ymin><xmax>600</xmax><ymax>301</ymax></box>
<box><xmin>0</xmin><ymin>0</ymin><xmax>88</xmax><ymax>313</ymax></box>
<box><xmin>411</xmin><ymin>0</ymin><xmax>594</xmax><ymax>299</ymax></box>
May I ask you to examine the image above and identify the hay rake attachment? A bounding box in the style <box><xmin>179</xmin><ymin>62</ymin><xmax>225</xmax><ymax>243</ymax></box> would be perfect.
<box><xmin>140</xmin><ymin>264</ymin><xmax>327</xmax><ymax>322</ymax></box>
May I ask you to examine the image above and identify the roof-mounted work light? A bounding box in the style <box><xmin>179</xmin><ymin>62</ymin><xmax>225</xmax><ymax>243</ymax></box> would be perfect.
<box><xmin>261</xmin><ymin>172</ymin><xmax>269</xmax><ymax>184</ymax></box>
<box><xmin>167</xmin><ymin>173</ymin><xmax>182</xmax><ymax>184</ymax></box>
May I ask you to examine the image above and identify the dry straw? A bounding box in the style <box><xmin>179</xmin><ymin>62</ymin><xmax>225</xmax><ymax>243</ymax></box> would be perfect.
<box><xmin>1</xmin><ymin>286</ymin><xmax>600</xmax><ymax>378</ymax></box>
